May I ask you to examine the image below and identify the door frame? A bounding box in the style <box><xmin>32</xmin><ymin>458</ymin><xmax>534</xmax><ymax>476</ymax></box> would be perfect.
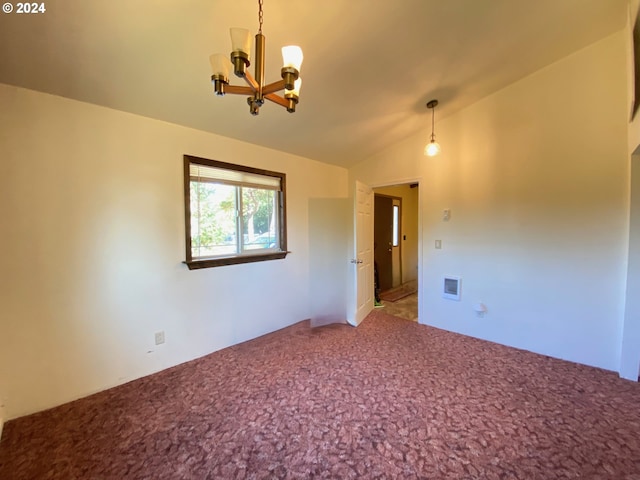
<box><xmin>350</xmin><ymin>178</ymin><xmax>423</xmax><ymax>325</ymax></box>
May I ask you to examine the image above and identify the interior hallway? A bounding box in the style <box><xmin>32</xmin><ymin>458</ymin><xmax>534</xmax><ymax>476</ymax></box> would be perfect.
<box><xmin>379</xmin><ymin>280</ymin><xmax>418</xmax><ymax>322</ymax></box>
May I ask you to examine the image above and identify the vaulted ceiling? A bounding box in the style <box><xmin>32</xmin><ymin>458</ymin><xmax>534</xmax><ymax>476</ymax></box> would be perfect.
<box><xmin>0</xmin><ymin>0</ymin><xmax>628</xmax><ymax>167</ymax></box>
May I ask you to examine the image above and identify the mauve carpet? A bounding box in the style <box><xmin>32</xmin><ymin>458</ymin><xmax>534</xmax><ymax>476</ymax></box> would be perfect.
<box><xmin>1</xmin><ymin>310</ymin><xmax>640</xmax><ymax>479</ymax></box>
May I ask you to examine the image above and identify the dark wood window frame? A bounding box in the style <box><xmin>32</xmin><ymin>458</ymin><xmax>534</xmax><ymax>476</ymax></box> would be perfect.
<box><xmin>183</xmin><ymin>154</ymin><xmax>288</xmax><ymax>270</ymax></box>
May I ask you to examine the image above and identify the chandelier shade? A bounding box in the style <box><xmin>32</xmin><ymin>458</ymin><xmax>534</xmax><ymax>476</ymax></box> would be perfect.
<box><xmin>209</xmin><ymin>54</ymin><xmax>231</xmax><ymax>80</ymax></box>
<box><xmin>287</xmin><ymin>78</ymin><xmax>302</xmax><ymax>97</ymax></box>
<box><xmin>282</xmin><ymin>46</ymin><xmax>304</xmax><ymax>70</ymax></box>
<box><xmin>230</xmin><ymin>28</ymin><xmax>251</xmax><ymax>57</ymax></box>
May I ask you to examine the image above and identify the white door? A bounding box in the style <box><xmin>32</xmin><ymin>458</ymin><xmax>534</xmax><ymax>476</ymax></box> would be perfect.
<box><xmin>349</xmin><ymin>181</ymin><xmax>374</xmax><ymax>326</ymax></box>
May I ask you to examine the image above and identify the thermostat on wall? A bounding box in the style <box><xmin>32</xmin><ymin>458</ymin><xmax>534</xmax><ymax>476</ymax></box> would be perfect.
<box><xmin>443</xmin><ymin>276</ymin><xmax>461</xmax><ymax>301</ymax></box>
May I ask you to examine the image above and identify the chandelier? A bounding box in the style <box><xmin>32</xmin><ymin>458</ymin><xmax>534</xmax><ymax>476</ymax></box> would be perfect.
<box><xmin>209</xmin><ymin>0</ymin><xmax>303</xmax><ymax>115</ymax></box>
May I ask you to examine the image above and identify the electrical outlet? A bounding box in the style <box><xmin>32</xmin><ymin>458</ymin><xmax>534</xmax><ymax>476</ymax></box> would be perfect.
<box><xmin>474</xmin><ymin>303</ymin><xmax>488</xmax><ymax>318</ymax></box>
<box><xmin>155</xmin><ymin>331</ymin><xmax>165</xmax><ymax>345</ymax></box>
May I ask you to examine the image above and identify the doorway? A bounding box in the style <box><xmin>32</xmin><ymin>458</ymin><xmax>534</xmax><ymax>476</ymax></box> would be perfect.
<box><xmin>373</xmin><ymin>183</ymin><xmax>419</xmax><ymax>321</ymax></box>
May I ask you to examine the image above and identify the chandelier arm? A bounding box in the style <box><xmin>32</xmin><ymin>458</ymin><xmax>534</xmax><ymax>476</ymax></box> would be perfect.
<box><xmin>241</xmin><ymin>71</ymin><xmax>260</xmax><ymax>92</ymax></box>
<box><xmin>223</xmin><ymin>85</ymin><xmax>255</xmax><ymax>96</ymax></box>
<box><xmin>264</xmin><ymin>93</ymin><xmax>289</xmax><ymax>108</ymax></box>
<box><xmin>262</xmin><ymin>79</ymin><xmax>287</xmax><ymax>95</ymax></box>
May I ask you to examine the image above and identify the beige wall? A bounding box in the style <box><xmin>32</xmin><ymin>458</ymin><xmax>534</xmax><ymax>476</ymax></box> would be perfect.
<box><xmin>0</xmin><ymin>84</ymin><xmax>348</xmax><ymax>419</ymax></box>
<box><xmin>351</xmin><ymin>31</ymin><xmax>629</xmax><ymax>372</ymax></box>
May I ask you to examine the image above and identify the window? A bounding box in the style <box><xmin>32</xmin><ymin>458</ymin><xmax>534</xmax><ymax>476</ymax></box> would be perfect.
<box><xmin>183</xmin><ymin>155</ymin><xmax>287</xmax><ymax>269</ymax></box>
<box><xmin>392</xmin><ymin>204</ymin><xmax>399</xmax><ymax>247</ymax></box>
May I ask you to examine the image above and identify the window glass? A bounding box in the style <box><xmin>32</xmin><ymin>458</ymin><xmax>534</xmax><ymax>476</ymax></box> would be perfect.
<box><xmin>392</xmin><ymin>205</ymin><xmax>399</xmax><ymax>247</ymax></box>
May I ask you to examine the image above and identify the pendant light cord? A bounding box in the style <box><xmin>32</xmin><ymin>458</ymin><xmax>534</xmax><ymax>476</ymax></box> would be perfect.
<box><xmin>431</xmin><ymin>105</ymin><xmax>436</xmax><ymax>142</ymax></box>
<box><xmin>258</xmin><ymin>0</ymin><xmax>264</xmax><ymax>34</ymax></box>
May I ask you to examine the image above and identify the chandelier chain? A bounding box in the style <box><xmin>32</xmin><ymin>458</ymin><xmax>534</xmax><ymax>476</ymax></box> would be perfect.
<box><xmin>258</xmin><ymin>0</ymin><xmax>264</xmax><ymax>34</ymax></box>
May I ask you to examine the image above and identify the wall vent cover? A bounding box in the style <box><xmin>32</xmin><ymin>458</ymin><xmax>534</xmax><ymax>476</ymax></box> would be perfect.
<box><xmin>443</xmin><ymin>276</ymin><xmax>461</xmax><ymax>301</ymax></box>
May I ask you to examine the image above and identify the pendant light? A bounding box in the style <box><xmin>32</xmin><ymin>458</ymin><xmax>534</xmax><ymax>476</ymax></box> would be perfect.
<box><xmin>424</xmin><ymin>99</ymin><xmax>441</xmax><ymax>156</ymax></box>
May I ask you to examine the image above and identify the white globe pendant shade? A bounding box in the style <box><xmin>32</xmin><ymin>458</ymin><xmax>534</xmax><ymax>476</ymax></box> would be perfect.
<box><xmin>424</xmin><ymin>140</ymin><xmax>441</xmax><ymax>157</ymax></box>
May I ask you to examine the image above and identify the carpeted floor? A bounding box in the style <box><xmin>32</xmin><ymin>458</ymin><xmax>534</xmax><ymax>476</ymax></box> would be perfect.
<box><xmin>1</xmin><ymin>310</ymin><xmax>640</xmax><ymax>479</ymax></box>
